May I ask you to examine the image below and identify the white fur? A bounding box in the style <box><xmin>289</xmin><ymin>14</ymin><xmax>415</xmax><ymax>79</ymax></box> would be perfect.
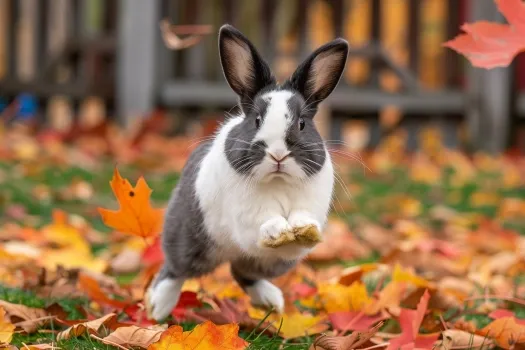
<box><xmin>149</xmin><ymin>278</ymin><xmax>184</xmax><ymax>321</ymax></box>
<box><xmin>195</xmin><ymin>90</ymin><xmax>334</xmax><ymax>264</ymax></box>
<box><xmin>246</xmin><ymin>280</ymin><xmax>285</xmax><ymax>313</ymax></box>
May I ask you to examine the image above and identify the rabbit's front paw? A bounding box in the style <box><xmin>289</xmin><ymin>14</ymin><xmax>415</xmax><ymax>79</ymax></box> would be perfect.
<box><xmin>146</xmin><ymin>278</ymin><xmax>183</xmax><ymax>321</ymax></box>
<box><xmin>259</xmin><ymin>216</ymin><xmax>293</xmax><ymax>248</ymax></box>
<box><xmin>246</xmin><ymin>280</ymin><xmax>284</xmax><ymax>313</ymax></box>
<box><xmin>288</xmin><ymin>212</ymin><xmax>321</xmax><ymax>232</ymax></box>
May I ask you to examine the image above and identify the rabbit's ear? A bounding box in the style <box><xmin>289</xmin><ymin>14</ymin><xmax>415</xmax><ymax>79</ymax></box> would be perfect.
<box><xmin>219</xmin><ymin>24</ymin><xmax>275</xmax><ymax>101</ymax></box>
<box><xmin>286</xmin><ymin>39</ymin><xmax>348</xmax><ymax>108</ymax></box>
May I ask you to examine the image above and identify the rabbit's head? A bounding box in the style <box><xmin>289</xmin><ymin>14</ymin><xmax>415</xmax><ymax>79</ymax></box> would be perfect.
<box><xmin>219</xmin><ymin>24</ymin><xmax>348</xmax><ymax>183</ymax></box>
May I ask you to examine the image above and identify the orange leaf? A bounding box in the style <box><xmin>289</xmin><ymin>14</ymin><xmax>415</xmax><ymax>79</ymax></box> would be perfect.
<box><xmin>443</xmin><ymin>0</ymin><xmax>525</xmax><ymax>68</ymax></box>
<box><xmin>148</xmin><ymin>321</ymin><xmax>248</xmax><ymax>349</ymax></box>
<box><xmin>78</xmin><ymin>272</ymin><xmax>129</xmax><ymax>309</ymax></box>
<box><xmin>98</xmin><ymin>167</ymin><xmax>164</xmax><ymax>238</ymax></box>
<box><xmin>478</xmin><ymin>317</ymin><xmax>525</xmax><ymax>349</ymax></box>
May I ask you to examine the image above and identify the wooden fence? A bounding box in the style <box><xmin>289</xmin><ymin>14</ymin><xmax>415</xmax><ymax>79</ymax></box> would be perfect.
<box><xmin>1</xmin><ymin>0</ymin><xmax>524</xmax><ymax>153</ymax></box>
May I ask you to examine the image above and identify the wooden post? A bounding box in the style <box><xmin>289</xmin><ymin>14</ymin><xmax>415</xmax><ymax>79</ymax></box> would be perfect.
<box><xmin>466</xmin><ymin>0</ymin><xmax>511</xmax><ymax>153</ymax></box>
<box><xmin>117</xmin><ymin>0</ymin><xmax>159</xmax><ymax>126</ymax></box>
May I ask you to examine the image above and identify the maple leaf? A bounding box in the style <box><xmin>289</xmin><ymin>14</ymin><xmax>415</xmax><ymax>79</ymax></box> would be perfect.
<box><xmin>98</xmin><ymin>167</ymin><xmax>164</xmax><ymax>238</ymax></box>
<box><xmin>478</xmin><ymin>316</ymin><xmax>525</xmax><ymax>349</ymax></box>
<box><xmin>386</xmin><ymin>290</ymin><xmax>440</xmax><ymax>350</ymax></box>
<box><xmin>329</xmin><ymin>311</ymin><xmax>388</xmax><ymax>332</ymax></box>
<box><xmin>102</xmin><ymin>325</ymin><xmax>164</xmax><ymax>348</ymax></box>
<box><xmin>318</xmin><ymin>281</ymin><xmax>371</xmax><ymax>313</ymax></box>
<box><xmin>443</xmin><ymin>0</ymin><xmax>525</xmax><ymax>68</ymax></box>
<box><xmin>148</xmin><ymin>321</ymin><xmax>249</xmax><ymax>349</ymax></box>
<box><xmin>0</xmin><ymin>307</ymin><xmax>15</xmax><ymax>344</ymax></box>
<box><xmin>0</xmin><ymin>301</ymin><xmax>48</xmax><ymax>334</ymax></box>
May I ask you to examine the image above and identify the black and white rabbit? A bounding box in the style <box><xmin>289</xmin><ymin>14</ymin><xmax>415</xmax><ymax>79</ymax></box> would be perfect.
<box><xmin>147</xmin><ymin>24</ymin><xmax>348</xmax><ymax>321</ymax></box>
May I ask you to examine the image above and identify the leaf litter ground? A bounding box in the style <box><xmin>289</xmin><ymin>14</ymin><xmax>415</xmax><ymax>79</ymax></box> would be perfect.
<box><xmin>0</xmin><ymin>122</ymin><xmax>524</xmax><ymax>350</ymax></box>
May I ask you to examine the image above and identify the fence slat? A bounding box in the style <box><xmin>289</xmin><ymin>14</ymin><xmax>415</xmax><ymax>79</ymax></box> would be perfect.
<box><xmin>117</xmin><ymin>0</ymin><xmax>159</xmax><ymax>123</ymax></box>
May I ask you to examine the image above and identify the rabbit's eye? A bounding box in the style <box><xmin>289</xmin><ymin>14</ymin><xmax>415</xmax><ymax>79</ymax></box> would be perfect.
<box><xmin>255</xmin><ymin>116</ymin><xmax>262</xmax><ymax>129</ymax></box>
<box><xmin>299</xmin><ymin>117</ymin><xmax>305</xmax><ymax>131</ymax></box>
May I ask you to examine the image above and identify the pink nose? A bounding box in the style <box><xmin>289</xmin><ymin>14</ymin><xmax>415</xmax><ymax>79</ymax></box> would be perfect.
<box><xmin>268</xmin><ymin>150</ymin><xmax>290</xmax><ymax>162</ymax></box>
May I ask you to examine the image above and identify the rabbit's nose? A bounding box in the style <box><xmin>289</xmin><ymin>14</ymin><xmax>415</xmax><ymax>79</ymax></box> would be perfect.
<box><xmin>268</xmin><ymin>150</ymin><xmax>291</xmax><ymax>162</ymax></box>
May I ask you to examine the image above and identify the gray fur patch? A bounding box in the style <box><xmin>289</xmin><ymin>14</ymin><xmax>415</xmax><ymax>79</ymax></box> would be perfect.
<box><xmin>231</xmin><ymin>257</ymin><xmax>297</xmax><ymax>289</ymax></box>
<box><xmin>158</xmin><ymin>142</ymin><xmax>224</xmax><ymax>282</ymax></box>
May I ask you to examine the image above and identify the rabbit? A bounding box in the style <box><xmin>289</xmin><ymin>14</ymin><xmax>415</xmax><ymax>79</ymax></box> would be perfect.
<box><xmin>147</xmin><ymin>24</ymin><xmax>349</xmax><ymax>321</ymax></box>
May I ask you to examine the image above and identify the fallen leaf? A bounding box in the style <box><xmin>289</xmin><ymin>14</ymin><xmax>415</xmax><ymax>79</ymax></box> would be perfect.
<box><xmin>318</xmin><ymin>281</ymin><xmax>371</xmax><ymax>313</ymax></box>
<box><xmin>184</xmin><ymin>298</ymin><xmax>276</xmax><ymax>336</ymax></box>
<box><xmin>78</xmin><ymin>269</ymin><xmax>129</xmax><ymax>309</ymax></box>
<box><xmin>310</xmin><ymin>322</ymin><xmax>383</xmax><ymax>350</ymax></box>
<box><xmin>276</xmin><ymin>313</ymin><xmax>329</xmax><ymax>339</ymax></box>
<box><xmin>0</xmin><ymin>307</ymin><xmax>15</xmax><ymax>344</ymax></box>
<box><xmin>364</xmin><ymin>282</ymin><xmax>405</xmax><ymax>315</ymax></box>
<box><xmin>478</xmin><ymin>316</ymin><xmax>525</xmax><ymax>349</ymax></box>
<box><xmin>0</xmin><ymin>301</ymin><xmax>47</xmax><ymax>333</ymax></box>
<box><xmin>386</xmin><ymin>290</ymin><xmax>440</xmax><ymax>350</ymax></box>
<box><xmin>489</xmin><ymin>309</ymin><xmax>525</xmax><ymax>325</ymax></box>
<box><xmin>148</xmin><ymin>320</ymin><xmax>248</xmax><ymax>349</ymax></box>
<box><xmin>392</xmin><ymin>263</ymin><xmax>434</xmax><ymax>289</ymax></box>
<box><xmin>142</xmin><ymin>236</ymin><xmax>164</xmax><ymax>266</ymax></box>
<box><xmin>57</xmin><ymin>313</ymin><xmax>118</xmax><ymax>341</ymax></box>
<box><xmin>329</xmin><ymin>311</ymin><xmax>388</xmax><ymax>332</ymax></box>
<box><xmin>102</xmin><ymin>325</ymin><xmax>163</xmax><ymax>348</ymax></box>
<box><xmin>443</xmin><ymin>0</ymin><xmax>525</xmax><ymax>68</ymax></box>
<box><xmin>436</xmin><ymin>329</ymin><xmax>495</xmax><ymax>350</ymax></box>
<box><xmin>98</xmin><ymin>167</ymin><xmax>164</xmax><ymax>238</ymax></box>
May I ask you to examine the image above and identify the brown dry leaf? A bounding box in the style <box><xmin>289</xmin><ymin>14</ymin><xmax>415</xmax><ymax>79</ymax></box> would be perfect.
<box><xmin>160</xmin><ymin>20</ymin><xmax>212</xmax><ymax>50</ymax></box>
<box><xmin>57</xmin><ymin>313</ymin><xmax>118</xmax><ymax>341</ymax></box>
<box><xmin>435</xmin><ymin>329</ymin><xmax>495</xmax><ymax>350</ymax></box>
<box><xmin>23</xmin><ymin>345</ymin><xmax>60</xmax><ymax>350</ymax></box>
<box><xmin>310</xmin><ymin>322</ymin><xmax>383</xmax><ymax>350</ymax></box>
<box><xmin>0</xmin><ymin>300</ymin><xmax>48</xmax><ymax>333</ymax></box>
<box><xmin>102</xmin><ymin>325</ymin><xmax>163</xmax><ymax>348</ymax></box>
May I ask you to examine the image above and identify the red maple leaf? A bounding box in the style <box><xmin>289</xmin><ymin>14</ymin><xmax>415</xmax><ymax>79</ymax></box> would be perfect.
<box><xmin>444</xmin><ymin>0</ymin><xmax>525</xmax><ymax>68</ymax></box>
<box><xmin>386</xmin><ymin>290</ymin><xmax>440</xmax><ymax>350</ymax></box>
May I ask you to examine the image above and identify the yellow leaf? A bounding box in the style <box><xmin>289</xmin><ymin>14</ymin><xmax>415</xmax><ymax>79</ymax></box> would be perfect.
<box><xmin>0</xmin><ymin>307</ymin><xmax>15</xmax><ymax>344</ymax></box>
<box><xmin>319</xmin><ymin>281</ymin><xmax>371</xmax><ymax>313</ymax></box>
<box><xmin>148</xmin><ymin>321</ymin><xmax>248</xmax><ymax>349</ymax></box>
<box><xmin>41</xmin><ymin>209</ymin><xmax>91</xmax><ymax>254</ymax></box>
<box><xmin>98</xmin><ymin>167</ymin><xmax>164</xmax><ymax>238</ymax></box>
<box><xmin>275</xmin><ymin>313</ymin><xmax>329</xmax><ymax>339</ymax></box>
<box><xmin>392</xmin><ymin>263</ymin><xmax>433</xmax><ymax>289</ymax></box>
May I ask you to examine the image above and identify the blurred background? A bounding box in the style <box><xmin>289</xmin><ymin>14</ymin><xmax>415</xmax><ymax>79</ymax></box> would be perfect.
<box><xmin>1</xmin><ymin>0</ymin><xmax>525</xmax><ymax>155</ymax></box>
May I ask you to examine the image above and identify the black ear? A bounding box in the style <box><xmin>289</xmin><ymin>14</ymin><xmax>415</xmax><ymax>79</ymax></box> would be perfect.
<box><xmin>219</xmin><ymin>24</ymin><xmax>275</xmax><ymax>101</ymax></box>
<box><xmin>286</xmin><ymin>38</ymin><xmax>348</xmax><ymax>108</ymax></box>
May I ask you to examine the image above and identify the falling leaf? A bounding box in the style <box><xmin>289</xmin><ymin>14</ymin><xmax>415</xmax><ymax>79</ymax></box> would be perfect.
<box><xmin>57</xmin><ymin>313</ymin><xmax>118</xmax><ymax>341</ymax></box>
<box><xmin>160</xmin><ymin>20</ymin><xmax>213</xmax><ymax>50</ymax></box>
<box><xmin>0</xmin><ymin>301</ymin><xmax>47</xmax><ymax>333</ymax></box>
<box><xmin>0</xmin><ymin>307</ymin><xmax>15</xmax><ymax>344</ymax></box>
<box><xmin>148</xmin><ymin>321</ymin><xmax>248</xmax><ymax>349</ymax></box>
<box><xmin>276</xmin><ymin>313</ymin><xmax>329</xmax><ymax>339</ymax></box>
<box><xmin>98</xmin><ymin>167</ymin><xmax>164</xmax><ymax>238</ymax></box>
<box><xmin>102</xmin><ymin>325</ymin><xmax>163</xmax><ymax>348</ymax></box>
<box><xmin>443</xmin><ymin>0</ymin><xmax>525</xmax><ymax>68</ymax></box>
<box><xmin>386</xmin><ymin>290</ymin><xmax>440</xmax><ymax>350</ymax></box>
<box><xmin>478</xmin><ymin>317</ymin><xmax>525</xmax><ymax>349</ymax></box>
<box><xmin>318</xmin><ymin>281</ymin><xmax>371</xmax><ymax>313</ymax></box>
